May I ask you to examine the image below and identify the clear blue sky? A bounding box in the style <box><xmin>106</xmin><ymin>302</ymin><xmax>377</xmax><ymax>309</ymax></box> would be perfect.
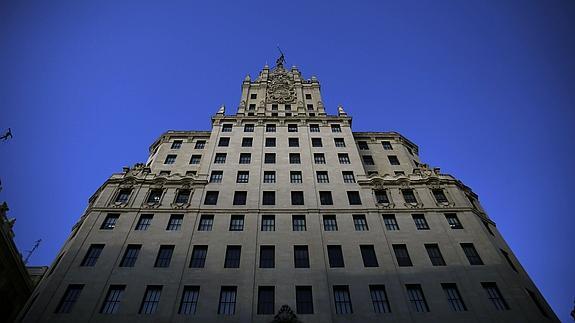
<box><xmin>1</xmin><ymin>0</ymin><xmax>574</xmax><ymax>320</ymax></box>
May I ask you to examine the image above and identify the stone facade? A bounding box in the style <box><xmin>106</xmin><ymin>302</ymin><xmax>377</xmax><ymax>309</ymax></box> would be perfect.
<box><xmin>19</xmin><ymin>60</ymin><xmax>558</xmax><ymax>322</ymax></box>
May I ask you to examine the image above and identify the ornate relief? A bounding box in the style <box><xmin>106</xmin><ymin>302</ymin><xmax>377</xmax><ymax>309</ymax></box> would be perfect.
<box><xmin>267</xmin><ymin>66</ymin><xmax>296</xmax><ymax>104</ymax></box>
<box><xmin>271</xmin><ymin>305</ymin><xmax>301</xmax><ymax>323</ymax></box>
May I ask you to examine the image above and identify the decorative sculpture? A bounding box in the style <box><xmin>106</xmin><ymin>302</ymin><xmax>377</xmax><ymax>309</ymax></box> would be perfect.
<box><xmin>270</xmin><ymin>305</ymin><xmax>301</xmax><ymax>323</ymax></box>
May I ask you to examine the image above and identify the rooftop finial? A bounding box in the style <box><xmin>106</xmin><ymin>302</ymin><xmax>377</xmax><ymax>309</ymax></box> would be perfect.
<box><xmin>276</xmin><ymin>46</ymin><xmax>285</xmax><ymax>68</ymax></box>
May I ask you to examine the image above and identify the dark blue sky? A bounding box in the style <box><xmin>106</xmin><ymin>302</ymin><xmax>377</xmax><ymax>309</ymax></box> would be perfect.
<box><xmin>1</xmin><ymin>0</ymin><xmax>574</xmax><ymax>320</ymax></box>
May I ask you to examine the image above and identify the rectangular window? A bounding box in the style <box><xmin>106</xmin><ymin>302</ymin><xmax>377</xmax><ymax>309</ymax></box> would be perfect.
<box><xmin>296</xmin><ymin>286</ymin><xmax>314</xmax><ymax>314</ymax></box>
<box><xmin>393</xmin><ymin>244</ymin><xmax>413</xmax><ymax>267</ymax></box>
<box><xmin>241</xmin><ymin>137</ymin><xmax>253</xmax><ymax>147</ymax></box>
<box><xmin>353</xmin><ymin>214</ymin><xmax>368</xmax><ymax>231</ymax></box>
<box><xmin>189</xmin><ymin>155</ymin><xmax>201</xmax><ymax>164</ymax></box>
<box><xmin>311</xmin><ymin>138</ymin><xmax>322</xmax><ymax>147</ymax></box>
<box><xmin>146</xmin><ymin>189</ymin><xmax>163</xmax><ymax>204</ymax></box>
<box><xmin>100</xmin><ymin>285</ymin><xmax>125</xmax><ymax>314</ymax></box>
<box><xmin>194</xmin><ymin>140</ymin><xmax>206</xmax><ymax>149</ymax></box>
<box><xmin>382</xmin><ymin>214</ymin><xmax>399</xmax><ymax>230</ymax></box>
<box><xmin>501</xmin><ymin>249</ymin><xmax>518</xmax><ymax>272</ymax></box>
<box><xmin>357</xmin><ymin>141</ymin><xmax>369</xmax><ymax>150</ymax></box>
<box><xmin>445</xmin><ymin>213</ymin><xmax>463</xmax><ymax>229</ymax></box>
<box><xmin>291</xmin><ymin>191</ymin><xmax>304</xmax><ymax>205</ymax></box>
<box><xmin>382</xmin><ymin>141</ymin><xmax>393</xmax><ymax>150</ymax></box>
<box><xmin>388</xmin><ymin>155</ymin><xmax>400</xmax><ymax>165</ymax></box>
<box><xmin>101</xmin><ymin>214</ymin><xmax>119</xmax><ymax>230</ymax></box>
<box><xmin>189</xmin><ymin>245</ymin><xmax>208</xmax><ymax>268</ymax></box>
<box><xmin>334</xmin><ymin>138</ymin><xmax>346</xmax><ymax>148</ymax></box>
<box><xmin>155</xmin><ymin>245</ymin><xmax>174</xmax><ymax>267</ymax></box>
<box><xmin>239</xmin><ymin>153</ymin><xmax>251</xmax><ymax>164</ymax></box>
<box><xmin>285</xmin><ymin>104</ymin><xmax>292</xmax><ymax>111</ymax></box>
<box><xmin>412</xmin><ymin>214</ymin><xmax>429</xmax><ymax>230</ymax></box>
<box><xmin>482</xmin><ymin>282</ymin><xmax>509</xmax><ymax>310</ymax></box>
<box><xmin>442</xmin><ymin>283</ymin><xmax>467</xmax><ymax>312</ymax></box>
<box><xmin>244</xmin><ymin>124</ymin><xmax>254</xmax><ymax>132</ymax></box>
<box><xmin>333</xmin><ymin>286</ymin><xmax>353</xmax><ymax>314</ymax></box>
<box><xmin>294</xmin><ymin>246</ymin><xmax>310</xmax><ymax>268</ymax></box>
<box><xmin>375</xmin><ymin>190</ymin><xmax>389</xmax><ymax>203</ymax></box>
<box><xmin>222</xmin><ymin>124</ymin><xmax>232</xmax><ymax>132</ymax></box>
<box><xmin>261</xmin><ymin>215</ymin><xmax>275</xmax><ymax>231</ymax></box>
<box><xmin>289</xmin><ymin>138</ymin><xmax>299</xmax><ymax>147</ymax></box>
<box><xmin>139</xmin><ymin>286</ymin><xmax>162</xmax><ymax>314</ymax></box>
<box><xmin>292</xmin><ymin>215</ymin><xmax>306</xmax><ymax>231</ymax></box>
<box><xmin>461</xmin><ymin>243</ymin><xmax>484</xmax><ymax>265</ymax></box>
<box><xmin>327</xmin><ymin>245</ymin><xmax>344</xmax><ymax>267</ymax></box>
<box><xmin>369</xmin><ymin>285</ymin><xmax>391</xmax><ymax>313</ymax></box>
<box><xmin>120</xmin><ymin>244</ymin><xmax>141</xmax><ymax>267</ymax></box>
<box><xmin>263</xmin><ymin>171</ymin><xmax>276</xmax><ymax>183</ymax></box>
<box><xmin>198</xmin><ymin>214</ymin><xmax>213</xmax><ymax>231</ymax></box>
<box><xmin>316</xmin><ymin>171</ymin><xmax>329</xmax><ymax>183</ymax></box>
<box><xmin>289</xmin><ymin>153</ymin><xmax>301</xmax><ymax>164</ymax></box>
<box><xmin>288</xmin><ymin>123</ymin><xmax>298</xmax><ymax>132</ymax></box>
<box><xmin>265</xmin><ymin>137</ymin><xmax>276</xmax><ymax>147</ymax></box>
<box><xmin>218</xmin><ymin>137</ymin><xmax>230</xmax><ymax>147</ymax></box>
<box><xmin>319</xmin><ymin>191</ymin><xmax>333</xmax><ymax>205</ymax></box>
<box><xmin>55</xmin><ymin>284</ymin><xmax>84</xmax><ymax>313</ymax></box>
<box><xmin>323</xmin><ymin>215</ymin><xmax>338</xmax><ymax>231</ymax></box>
<box><xmin>175</xmin><ymin>189</ymin><xmax>190</xmax><ymax>204</ymax></box>
<box><xmin>259</xmin><ymin>246</ymin><xmax>275</xmax><ymax>268</ymax></box>
<box><xmin>309</xmin><ymin>124</ymin><xmax>320</xmax><ymax>132</ymax></box>
<box><xmin>425</xmin><ymin>244</ymin><xmax>446</xmax><ymax>266</ymax></box>
<box><xmin>314</xmin><ymin>153</ymin><xmax>326</xmax><ymax>164</ymax></box>
<box><xmin>166</xmin><ymin>214</ymin><xmax>183</xmax><ymax>231</ymax></box>
<box><xmin>179</xmin><ymin>286</ymin><xmax>200</xmax><ymax>315</ymax></box>
<box><xmin>526</xmin><ymin>288</ymin><xmax>548</xmax><ymax>317</ymax></box>
<box><xmin>164</xmin><ymin>154</ymin><xmax>177</xmax><ymax>164</ymax></box>
<box><xmin>236</xmin><ymin>171</ymin><xmax>249</xmax><ymax>183</ymax></box>
<box><xmin>363</xmin><ymin>155</ymin><xmax>375</xmax><ymax>165</ymax></box>
<box><xmin>305</xmin><ymin>93</ymin><xmax>312</xmax><ymax>99</ymax></box>
<box><xmin>218</xmin><ymin>286</ymin><xmax>237</xmax><ymax>315</ymax></box>
<box><xmin>307</xmin><ymin>104</ymin><xmax>314</xmax><ymax>111</ymax></box>
<box><xmin>360</xmin><ymin>245</ymin><xmax>379</xmax><ymax>267</ymax></box>
<box><xmin>331</xmin><ymin>124</ymin><xmax>342</xmax><ymax>132</ymax></box>
<box><xmin>171</xmin><ymin>140</ymin><xmax>182</xmax><ymax>149</ymax></box>
<box><xmin>229</xmin><ymin>215</ymin><xmax>244</xmax><ymax>231</ymax></box>
<box><xmin>135</xmin><ymin>214</ymin><xmax>153</xmax><ymax>230</ymax></box>
<box><xmin>233</xmin><ymin>191</ymin><xmax>247</xmax><ymax>205</ymax></box>
<box><xmin>338</xmin><ymin>153</ymin><xmax>351</xmax><ymax>164</ymax></box>
<box><xmin>214</xmin><ymin>153</ymin><xmax>227</xmax><ymax>164</ymax></box>
<box><xmin>262</xmin><ymin>191</ymin><xmax>275</xmax><ymax>205</ymax></box>
<box><xmin>271</xmin><ymin>104</ymin><xmax>278</xmax><ymax>110</ymax></box>
<box><xmin>257</xmin><ymin>286</ymin><xmax>275</xmax><ymax>315</ymax></box>
<box><xmin>290</xmin><ymin>171</ymin><xmax>303</xmax><ymax>183</ymax></box>
<box><xmin>342</xmin><ymin>171</ymin><xmax>355</xmax><ymax>183</ymax></box>
<box><xmin>204</xmin><ymin>191</ymin><xmax>219</xmax><ymax>205</ymax></box>
<box><xmin>347</xmin><ymin>191</ymin><xmax>362</xmax><ymax>205</ymax></box>
<box><xmin>224</xmin><ymin>246</ymin><xmax>241</xmax><ymax>268</ymax></box>
<box><xmin>406</xmin><ymin>284</ymin><xmax>429</xmax><ymax>312</ymax></box>
<box><xmin>81</xmin><ymin>244</ymin><xmax>104</xmax><ymax>266</ymax></box>
<box><xmin>432</xmin><ymin>189</ymin><xmax>448</xmax><ymax>203</ymax></box>
<box><xmin>402</xmin><ymin>189</ymin><xmax>417</xmax><ymax>203</ymax></box>
<box><xmin>266</xmin><ymin>124</ymin><xmax>276</xmax><ymax>132</ymax></box>
<box><xmin>264</xmin><ymin>153</ymin><xmax>276</xmax><ymax>164</ymax></box>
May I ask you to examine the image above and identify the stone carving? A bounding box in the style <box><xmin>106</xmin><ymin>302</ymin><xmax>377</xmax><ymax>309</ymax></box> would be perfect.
<box><xmin>267</xmin><ymin>65</ymin><xmax>296</xmax><ymax>104</ymax></box>
<box><xmin>270</xmin><ymin>305</ymin><xmax>301</xmax><ymax>323</ymax></box>
<box><xmin>124</xmin><ymin>163</ymin><xmax>149</xmax><ymax>177</ymax></box>
<box><xmin>337</xmin><ymin>104</ymin><xmax>347</xmax><ymax>116</ymax></box>
<box><xmin>217</xmin><ymin>105</ymin><xmax>225</xmax><ymax>115</ymax></box>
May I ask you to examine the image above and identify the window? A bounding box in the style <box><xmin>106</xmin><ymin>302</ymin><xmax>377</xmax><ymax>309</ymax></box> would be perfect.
<box><xmin>382</xmin><ymin>214</ymin><xmax>399</xmax><ymax>230</ymax></box>
<box><xmin>265</xmin><ymin>137</ymin><xmax>276</xmax><ymax>147</ymax></box>
<box><xmin>353</xmin><ymin>214</ymin><xmax>368</xmax><ymax>231</ymax></box>
<box><xmin>370</xmin><ymin>285</ymin><xmax>391</xmax><ymax>313</ymax></box>
<box><xmin>101</xmin><ymin>214</ymin><xmax>119</xmax><ymax>230</ymax></box>
<box><xmin>115</xmin><ymin>188</ymin><xmax>131</xmax><ymax>203</ymax></box>
<box><xmin>263</xmin><ymin>171</ymin><xmax>276</xmax><ymax>183</ymax></box>
<box><xmin>319</xmin><ymin>191</ymin><xmax>333</xmax><ymax>205</ymax></box>
<box><xmin>501</xmin><ymin>249</ymin><xmax>518</xmax><ymax>272</ymax></box>
<box><xmin>482</xmin><ymin>282</ymin><xmax>509</xmax><ymax>310</ymax></box>
<box><xmin>461</xmin><ymin>243</ymin><xmax>484</xmax><ymax>265</ymax></box>
<box><xmin>289</xmin><ymin>153</ymin><xmax>301</xmax><ymax>164</ymax></box>
<box><xmin>264</xmin><ymin>153</ymin><xmax>276</xmax><ymax>164</ymax></box>
<box><xmin>307</xmin><ymin>104</ymin><xmax>314</xmax><ymax>111</ymax></box>
<box><xmin>296</xmin><ymin>286</ymin><xmax>314</xmax><ymax>314</ymax></box>
<box><xmin>382</xmin><ymin>141</ymin><xmax>393</xmax><ymax>150</ymax></box>
<box><xmin>290</xmin><ymin>171</ymin><xmax>303</xmax><ymax>183</ymax></box>
<box><xmin>100</xmin><ymin>285</ymin><xmax>125</xmax><ymax>314</ymax></box>
<box><xmin>261</xmin><ymin>215</ymin><xmax>275</xmax><ymax>231</ymax></box>
<box><xmin>259</xmin><ymin>246</ymin><xmax>275</xmax><ymax>268</ymax></box>
<box><xmin>285</xmin><ymin>104</ymin><xmax>292</xmax><ymax>111</ymax></box>
<box><xmin>266</xmin><ymin>124</ymin><xmax>276</xmax><ymax>132</ymax></box>
<box><xmin>218</xmin><ymin>137</ymin><xmax>230</xmax><ymax>147</ymax></box>
<box><xmin>244</xmin><ymin>123</ymin><xmax>254</xmax><ymax>132</ymax></box>
<box><xmin>445</xmin><ymin>213</ymin><xmax>463</xmax><ymax>229</ymax></box>
<box><xmin>442</xmin><ymin>283</ymin><xmax>467</xmax><ymax>312</ymax></box>
<box><xmin>250</xmin><ymin>93</ymin><xmax>257</xmax><ymax>99</ymax></box>
<box><xmin>412</xmin><ymin>214</ymin><xmax>429</xmax><ymax>230</ymax></box>
<box><xmin>146</xmin><ymin>189</ymin><xmax>162</xmax><ymax>204</ymax></box>
<box><xmin>155</xmin><ymin>245</ymin><xmax>174</xmax><ymax>267</ymax></box>
<box><xmin>314</xmin><ymin>153</ymin><xmax>326</xmax><ymax>164</ymax></box>
<box><xmin>292</xmin><ymin>215</ymin><xmax>306</xmax><ymax>231</ymax></box>
<box><xmin>236</xmin><ymin>171</ymin><xmax>249</xmax><ymax>183</ymax></box>
<box><xmin>262</xmin><ymin>191</ymin><xmax>275</xmax><ymax>205</ymax></box>
<box><xmin>179</xmin><ymin>286</ymin><xmax>200</xmax><ymax>315</ymax></box>
<box><xmin>327</xmin><ymin>245</ymin><xmax>344</xmax><ymax>267</ymax></box>
<box><xmin>233</xmin><ymin>191</ymin><xmax>247</xmax><ymax>205</ymax></box>
<box><xmin>204</xmin><ymin>191</ymin><xmax>219</xmax><ymax>205</ymax></box>
<box><xmin>222</xmin><ymin>124</ymin><xmax>232</xmax><ymax>132</ymax></box>
<box><xmin>311</xmin><ymin>138</ymin><xmax>322</xmax><ymax>147</ymax></box>
<box><xmin>288</xmin><ymin>124</ymin><xmax>298</xmax><ymax>132</ymax></box>
<box><xmin>347</xmin><ymin>191</ymin><xmax>362</xmax><ymax>205</ymax></box>
<box><xmin>189</xmin><ymin>155</ymin><xmax>201</xmax><ymax>164</ymax></box>
<box><xmin>293</xmin><ymin>246</ymin><xmax>309</xmax><ymax>268</ymax></box>
<box><xmin>139</xmin><ymin>286</ymin><xmax>162</xmax><ymax>314</ymax></box>
<box><xmin>363</xmin><ymin>155</ymin><xmax>375</xmax><ymax>165</ymax></box>
<box><xmin>239</xmin><ymin>153</ymin><xmax>251</xmax><ymax>164</ymax></box>
<box><xmin>210</xmin><ymin>171</ymin><xmax>223</xmax><ymax>183</ymax></box>
<box><xmin>165</xmin><ymin>214</ymin><xmax>183</xmax><ymax>231</ymax></box>
<box><xmin>81</xmin><ymin>244</ymin><xmax>104</xmax><ymax>266</ymax></box>
<box><xmin>331</xmin><ymin>124</ymin><xmax>341</xmax><ymax>132</ymax></box>
<box><xmin>316</xmin><ymin>171</ymin><xmax>329</xmax><ymax>183</ymax></box>
<box><xmin>333</xmin><ymin>286</ymin><xmax>353</xmax><ymax>314</ymax></box>
<box><xmin>333</xmin><ymin>138</ymin><xmax>345</xmax><ymax>148</ymax></box>
<box><xmin>214</xmin><ymin>153</ymin><xmax>226</xmax><ymax>164</ymax></box>
<box><xmin>375</xmin><ymin>190</ymin><xmax>389</xmax><ymax>203</ymax></box>
<box><xmin>337</xmin><ymin>153</ymin><xmax>350</xmax><ymax>164</ymax></box>
<box><xmin>257</xmin><ymin>286</ymin><xmax>275</xmax><ymax>314</ymax></box>
<box><xmin>291</xmin><ymin>191</ymin><xmax>304</xmax><ymax>205</ymax></box>
<box><xmin>198</xmin><ymin>215</ymin><xmax>213</xmax><ymax>231</ymax></box>
<box><xmin>401</xmin><ymin>189</ymin><xmax>417</xmax><ymax>204</ymax></box>
<box><xmin>323</xmin><ymin>215</ymin><xmax>338</xmax><ymax>231</ymax></box>
<box><xmin>55</xmin><ymin>284</ymin><xmax>83</xmax><ymax>313</ymax></box>
<box><xmin>241</xmin><ymin>137</ymin><xmax>253</xmax><ymax>147</ymax></box>
<box><xmin>432</xmin><ymin>189</ymin><xmax>448</xmax><ymax>203</ymax></box>
<box><xmin>165</xmin><ymin>154</ymin><xmax>177</xmax><ymax>164</ymax></box>
<box><xmin>271</xmin><ymin>104</ymin><xmax>278</xmax><ymax>110</ymax></box>
<box><xmin>342</xmin><ymin>171</ymin><xmax>355</xmax><ymax>183</ymax></box>
<box><xmin>135</xmin><ymin>214</ymin><xmax>153</xmax><ymax>230</ymax></box>
<box><xmin>357</xmin><ymin>141</ymin><xmax>369</xmax><ymax>150</ymax></box>
<box><xmin>388</xmin><ymin>155</ymin><xmax>400</xmax><ymax>165</ymax></box>
<box><xmin>360</xmin><ymin>245</ymin><xmax>379</xmax><ymax>267</ymax></box>
<box><xmin>526</xmin><ymin>288</ymin><xmax>548</xmax><ymax>317</ymax></box>
<box><xmin>224</xmin><ymin>246</ymin><xmax>241</xmax><ymax>268</ymax></box>
<box><xmin>171</xmin><ymin>140</ymin><xmax>182</xmax><ymax>149</ymax></box>
<box><xmin>189</xmin><ymin>246</ymin><xmax>208</xmax><ymax>268</ymax></box>
<box><xmin>288</xmin><ymin>138</ymin><xmax>299</xmax><ymax>147</ymax></box>
<box><xmin>194</xmin><ymin>140</ymin><xmax>206</xmax><ymax>149</ymax></box>
<box><xmin>119</xmin><ymin>244</ymin><xmax>141</xmax><ymax>267</ymax></box>
<box><xmin>229</xmin><ymin>215</ymin><xmax>244</xmax><ymax>231</ymax></box>
<box><xmin>393</xmin><ymin>244</ymin><xmax>413</xmax><ymax>267</ymax></box>
<box><xmin>218</xmin><ymin>286</ymin><xmax>237</xmax><ymax>315</ymax></box>
<box><xmin>305</xmin><ymin>93</ymin><xmax>312</xmax><ymax>99</ymax></box>
<box><xmin>425</xmin><ymin>244</ymin><xmax>446</xmax><ymax>266</ymax></box>
<box><xmin>406</xmin><ymin>284</ymin><xmax>429</xmax><ymax>312</ymax></box>
<box><xmin>175</xmin><ymin>189</ymin><xmax>191</xmax><ymax>204</ymax></box>
<box><xmin>309</xmin><ymin>124</ymin><xmax>320</xmax><ymax>132</ymax></box>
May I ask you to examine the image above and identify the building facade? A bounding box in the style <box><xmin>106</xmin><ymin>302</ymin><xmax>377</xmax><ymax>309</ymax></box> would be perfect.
<box><xmin>20</xmin><ymin>59</ymin><xmax>558</xmax><ymax>322</ymax></box>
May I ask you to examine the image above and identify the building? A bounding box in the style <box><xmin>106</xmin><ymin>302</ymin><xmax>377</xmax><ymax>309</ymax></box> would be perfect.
<box><xmin>19</xmin><ymin>57</ymin><xmax>558</xmax><ymax>322</ymax></box>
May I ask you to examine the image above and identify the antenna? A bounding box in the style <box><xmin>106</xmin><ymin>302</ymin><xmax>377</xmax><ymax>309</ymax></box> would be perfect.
<box><xmin>24</xmin><ymin>239</ymin><xmax>41</xmax><ymax>264</ymax></box>
<box><xmin>276</xmin><ymin>46</ymin><xmax>286</xmax><ymax>66</ymax></box>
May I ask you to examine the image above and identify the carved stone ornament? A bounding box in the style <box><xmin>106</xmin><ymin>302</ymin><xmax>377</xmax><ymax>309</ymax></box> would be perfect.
<box><xmin>270</xmin><ymin>305</ymin><xmax>301</xmax><ymax>323</ymax></box>
<box><xmin>267</xmin><ymin>66</ymin><xmax>296</xmax><ymax>104</ymax></box>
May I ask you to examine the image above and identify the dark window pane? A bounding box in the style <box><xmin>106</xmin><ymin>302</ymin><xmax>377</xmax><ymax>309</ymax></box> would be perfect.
<box><xmin>257</xmin><ymin>286</ymin><xmax>275</xmax><ymax>314</ymax></box>
<box><xmin>327</xmin><ymin>245</ymin><xmax>344</xmax><ymax>268</ymax></box>
<box><xmin>55</xmin><ymin>285</ymin><xmax>84</xmax><ymax>314</ymax></box>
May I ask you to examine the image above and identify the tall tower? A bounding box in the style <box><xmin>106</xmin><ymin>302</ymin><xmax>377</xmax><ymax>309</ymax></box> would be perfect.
<box><xmin>19</xmin><ymin>57</ymin><xmax>558</xmax><ymax>322</ymax></box>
